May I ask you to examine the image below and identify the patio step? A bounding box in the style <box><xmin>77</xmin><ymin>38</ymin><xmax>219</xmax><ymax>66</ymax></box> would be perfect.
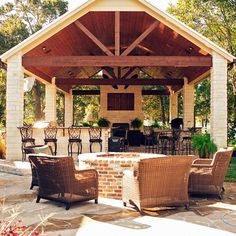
<box><xmin>0</xmin><ymin>160</ymin><xmax>31</xmax><ymax>176</ymax></box>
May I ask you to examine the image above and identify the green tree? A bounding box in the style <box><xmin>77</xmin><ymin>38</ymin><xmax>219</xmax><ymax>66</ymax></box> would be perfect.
<box><xmin>168</xmin><ymin>0</ymin><xmax>236</xmax><ymax>139</ymax></box>
<box><xmin>0</xmin><ymin>0</ymin><xmax>68</xmax><ymax>125</ymax></box>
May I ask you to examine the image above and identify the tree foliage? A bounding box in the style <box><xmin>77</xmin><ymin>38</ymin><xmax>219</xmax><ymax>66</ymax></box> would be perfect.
<box><xmin>168</xmin><ymin>0</ymin><xmax>236</xmax><ymax>138</ymax></box>
<box><xmin>0</xmin><ymin>0</ymin><xmax>68</xmax><ymax>126</ymax></box>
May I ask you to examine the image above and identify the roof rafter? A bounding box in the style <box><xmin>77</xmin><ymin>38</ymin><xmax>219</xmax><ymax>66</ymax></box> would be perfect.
<box><xmin>74</xmin><ymin>20</ymin><xmax>114</xmax><ymax>56</ymax></box>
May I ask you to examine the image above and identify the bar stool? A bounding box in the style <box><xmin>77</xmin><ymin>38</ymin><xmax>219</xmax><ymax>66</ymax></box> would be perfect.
<box><xmin>68</xmin><ymin>126</ymin><xmax>82</xmax><ymax>156</ymax></box>
<box><xmin>143</xmin><ymin>126</ymin><xmax>157</xmax><ymax>153</ymax></box>
<box><xmin>88</xmin><ymin>127</ymin><xmax>102</xmax><ymax>153</ymax></box>
<box><xmin>44</xmin><ymin>126</ymin><xmax>58</xmax><ymax>155</ymax></box>
<box><xmin>19</xmin><ymin>126</ymin><xmax>35</xmax><ymax>161</ymax></box>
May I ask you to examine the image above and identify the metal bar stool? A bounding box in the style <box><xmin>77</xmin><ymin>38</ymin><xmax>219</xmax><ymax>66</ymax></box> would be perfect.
<box><xmin>68</xmin><ymin>126</ymin><xmax>82</xmax><ymax>156</ymax></box>
<box><xmin>18</xmin><ymin>126</ymin><xmax>35</xmax><ymax>161</ymax></box>
<box><xmin>44</xmin><ymin>126</ymin><xmax>58</xmax><ymax>155</ymax></box>
<box><xmin>88</xmin><ymin>127</ymin><xmax>102</xmax><ymax>153</ymax></box>
<box><xmin>143</xmin><ymin>126</ymin><xmax>157</xmax><ymax>153</ymax></box>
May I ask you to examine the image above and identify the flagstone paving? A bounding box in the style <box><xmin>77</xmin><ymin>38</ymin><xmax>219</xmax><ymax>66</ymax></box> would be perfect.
<box><xmin>0</xmin><ymin>169</ymin><xmax>236</xmax><ymax>235</ymax></box>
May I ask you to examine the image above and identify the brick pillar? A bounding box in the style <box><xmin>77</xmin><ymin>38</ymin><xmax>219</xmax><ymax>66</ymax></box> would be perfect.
<box><xmin>210</xmin><ymin>52</ymin><xmax>227</xmax><ymax>148</ymax></box>
<box><xmin>183</xmin><ymin>78</ymin><xmax>195</xmax><ymax>129</ymax></box>
<box><xmin>64</xmin><ymin>90</ymin><xmax>73</xmax><ymax>127</ymax></box>
<box><xmin>6</xmin><ymin>53</ymin><xmax>24</xmax><ymax>160</ymax></box>
<box><xmin>45</xmin><ymin>78</ymin><xmax>57</xmax><ymax>122</ymax></box>
<box><xmin>169</xmin><ymin>92</ymin><xmax>178</xmax><ymax>121</ymax></box>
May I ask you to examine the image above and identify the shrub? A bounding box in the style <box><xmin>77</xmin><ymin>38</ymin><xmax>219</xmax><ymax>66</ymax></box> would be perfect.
<box><xmin>192</xmin><ymin>133</ymin><xmax>217</xmax><ymax>158</ymax></box>
<box><xmin>130</xmin><ymin>118</ymin><xmax>143</xmax><ymax>129</ymax></box>
<box><xmin>97</xmin><ymin>117</ymin><xmax>110</xmax><ymax>127</ymax></box>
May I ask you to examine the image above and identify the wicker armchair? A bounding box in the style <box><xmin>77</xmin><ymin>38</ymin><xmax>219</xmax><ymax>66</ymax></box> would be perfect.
<box><xmin>24</xmin><ymin>145</ymin><xmax>53</xmax><ymax>189</ymax></box>
<box><xmin>188</xmin><ymin>147</ymin><xmax>233</xmax><ymax>199</ymax></box>
<box><xmin>122</xmin><ymin>156</ymin><xmax>195</xmax><ymax>214</ymax></box>
<box><xmin>29</xmin><ymin>155</ymin><xmax>98</xmax><ymax>210</ymax></box>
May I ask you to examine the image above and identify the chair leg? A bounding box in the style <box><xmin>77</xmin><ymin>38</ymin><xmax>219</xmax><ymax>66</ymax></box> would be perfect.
<box><xmin>54</xmin><ymin>142</ymin><xmax>57</xmax><ymax>155</ymax></box>
<box><xmin>30</xmin><ymin>183</ymin><xmax>34</xmax><ymax>190</ymax></box>
<box><xmin>90</xmin><ymin>142</ymin><xmax>93</xmax><ymax>153</ymax></box>
<box><xmin>99</xmin><ymin>142</ymin><xmax>102</xmax><ymax>152</ymax></box>
<box><xmin>67</xmin><ymin>142</ymin><xmax>71</xmax><ymax>156</ymax></box>
<box><xmin>79</xmin><ymin>142</ymin><xmax>82</xmax><ymax>154</ymax></box>
<box><xmin>95</xmin><ymin>199</ymin><xmax>98</xmax><ymax>204</ymax></box>
<box><xmin>65</xmin><ymin>203</ymin><xmax>71</xmax><ymax>210</ymax></box>
<box><xmin>36</xmin><ymin>196</ymin><xmax>40</xmax><ymax>203</ymax></box>
<box><xmin>185</xmin><ymin>203</ymin><xmax>190</xmax><ymax>210</ymax></box>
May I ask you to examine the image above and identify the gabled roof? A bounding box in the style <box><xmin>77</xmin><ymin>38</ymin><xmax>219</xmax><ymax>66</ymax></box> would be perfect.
<box><xmin>1</xmin><ymin>0</ymin><xmax>235</xmax><ymax>62</ymax></box>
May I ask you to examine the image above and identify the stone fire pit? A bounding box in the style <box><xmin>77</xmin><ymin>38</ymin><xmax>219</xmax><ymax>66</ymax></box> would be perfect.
<box><xmin>79</xmin><ymin>152</ymin><xmax>163</xmax><ymax>199</ymax></box>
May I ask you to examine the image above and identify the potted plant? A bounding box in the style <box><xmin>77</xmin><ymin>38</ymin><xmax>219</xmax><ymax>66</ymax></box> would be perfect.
<box><xmin>128</xmin><ymin>118</ymin><xmax>143</xmax><ymax>146</ymax></box>
<box><xmin>97</xmin><ymin>117</ymin><xmax>110</xmax><ymax>128</ymax></box>
<box><xmin>130</xmin><ymin>118</ymin><xmax>143</xmax><ymax>130</ymax></box>
<box><xmin>192</xmin><ymin>133</ymin><xmax>217</xmax><ymax>158</ymax></box>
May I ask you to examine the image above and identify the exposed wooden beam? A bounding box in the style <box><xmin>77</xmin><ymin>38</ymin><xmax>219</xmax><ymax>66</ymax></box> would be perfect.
<box><xmin>142</xmin><ymin>90</ymin><xmax>170</xmax><ymax>95</ymax></box>
<box><xmin>74</xmin><ymin>21</ymin><xmax>114</xmax><ymax>56</ymax></box>
<box><xmin>23</xmin><ymin>56</ymin><xmax>212</xmax><ymax>67</ymax></box>
<box><xmin>121</xmin><ymin>21</ymin><xmax>159</xmax><ymax>56</ymax></box>
<box><xmin>121</xmin><ymin>67</ymin><xmax>137</xmax><ymax>79</ymax></box>
<box><xmin>56</xmin><ymin>78</ymin><xmax>184</xmax><ymax>86</ymax></box>
<box><xmin>56</xmin><ymin>84</ymin><xmax>71</xmax><ymax>93</ymax></box>
<box><xmin>115</xmin><ymin>12</ymin><xmax>120</xmax><ymax>56</ymax></box>
<box><xmin>72</xmin><ymin>89</ymin><xmax>169</xmax><ymax>96</ymax></box>
<box><xmin>72</xmin><ymin>90</ymin><xmax>100</xmax><ymax>95</ymax></box>
<box><xmin>26</xmin><ymin>66</ymin><xmax>52</xmax><ymax>83</ymax></box>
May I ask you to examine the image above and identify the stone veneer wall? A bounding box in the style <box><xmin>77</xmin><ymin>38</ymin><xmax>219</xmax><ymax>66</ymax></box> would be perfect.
<box><xmin>99</xmin><ymin>86</ymin><xmax>144</xmax><ymax>124</ymax></box>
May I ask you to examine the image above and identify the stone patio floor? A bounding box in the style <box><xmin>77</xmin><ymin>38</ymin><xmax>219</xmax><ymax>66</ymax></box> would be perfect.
<box><xmin>0</xmin><ymin>160</ymin><xmax>236</xmax><ymax>235</ymax></box>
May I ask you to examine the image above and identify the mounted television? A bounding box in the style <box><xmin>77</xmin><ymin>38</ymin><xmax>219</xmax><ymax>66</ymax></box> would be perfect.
<box><xmin>107</xmin><ymin>93</ymin><xmax>134</xmax><ymax>110</ymax></box>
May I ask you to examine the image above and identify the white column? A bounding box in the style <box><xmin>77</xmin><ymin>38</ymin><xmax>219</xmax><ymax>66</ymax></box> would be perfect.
<box><xmin>183</xmin><ymin>78</ymin><xmax>195</xmax><ymax>129</ymax></box>
<box><xmin>45</xmin><ymin>78</ymin><xmax>57</xmax><ymax>122</ymax></box>
<box><xmin>64</xmin><ymin>90</ymin><xmax>73</xmax><ymax>127</ymax></box>
<box><xmin>169</xmin><ymin>92</ymin><xmax>178</xmax><ymax>121</ymax></box>
<box><xmin>6</xmin><ymin>53</ymin><xmax>24</xmax><ymax>160</ymax></box>
<box><xmin>210</xmin><ymin>52</ymin><xmax>227</xmax><ymax>148</ymax></box>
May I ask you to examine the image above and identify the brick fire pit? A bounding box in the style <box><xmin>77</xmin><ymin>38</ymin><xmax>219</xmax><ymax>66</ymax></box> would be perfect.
<box><xmin>79</xmin><ymin>152</ymin><xmax>163</xmax><ymax>199</ymax></box>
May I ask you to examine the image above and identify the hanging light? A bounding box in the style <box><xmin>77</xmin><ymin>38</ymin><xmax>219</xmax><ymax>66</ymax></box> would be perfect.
<box><xmin>24</xmin><ymin>76</ymin><xmax>35</xmax><ymax>92</ymax></box>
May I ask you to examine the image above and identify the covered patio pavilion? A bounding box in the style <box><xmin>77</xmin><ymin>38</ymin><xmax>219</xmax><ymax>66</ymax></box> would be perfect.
<box><xmin>1</xmin><ymin>0</ymin><xmax>235</xmax><ymax>160</ymax></box>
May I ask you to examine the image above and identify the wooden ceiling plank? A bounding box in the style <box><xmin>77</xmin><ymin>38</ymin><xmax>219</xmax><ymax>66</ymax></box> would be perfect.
<box><xmin>74</xmin><ymin>20</ymin><xmax>114</xmax><ymax>56</ymax></box>
<box><xmin>121</xmin><ymin>21</ymin><xmax>159</xmax><ymax>56</ymax></box>
<box><xmin>115</xmin><ymin>11</ymin><xmax>120</xmax><ymax>56</ymax></box>
<box><xmin>23</xmin><ymin>56</ymin><xmax>212</xmax><ymax>67</ymax></box>
<box><xmin>56</xmin><ymin>78</ymin><xmax>184</xmax><ymax>86</ymax></box>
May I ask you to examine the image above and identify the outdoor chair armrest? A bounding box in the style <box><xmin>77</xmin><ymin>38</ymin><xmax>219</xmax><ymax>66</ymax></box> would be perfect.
<box><xmin>75</xmin><ymin>169</ymin><xmax>98</xmax><ymax>179</ymax></box>
<box><xmin>191</xmin><ymin>163</ymin><xmax>214</xmax><ymax>168</ymax></box>
<box><xmin>192</xmin><ymin>159</ymin><xmax>213</xmax><ymax>165</ymax></box>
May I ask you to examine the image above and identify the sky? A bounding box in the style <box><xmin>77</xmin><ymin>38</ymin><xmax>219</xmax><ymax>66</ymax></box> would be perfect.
<box><xmin>1</xmin><ymin>0</ymin><xmax>178</xmax><ymax>11</ymax></box>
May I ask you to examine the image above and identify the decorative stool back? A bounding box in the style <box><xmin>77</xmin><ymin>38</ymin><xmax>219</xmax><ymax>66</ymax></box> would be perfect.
<box><xmin>143</xmin><ymin>126</ymin><xmax>157</xmax><ymax>153</ymax></box>
<box><xmin>44</xmin><ymin>126</ymin><xmax>58</xmax><ymax>155</ymax></box>
<box><xmin>19</xmin><ymin>126</ymin><xmax>35</xmax><ymax>161</ymax></box>
<box><xmin>88</xmin><ymin>127</ymin><xmax>102</xmax><ymax>152</ymax></box>
<box><xmin>68</xmin><ymin>126</ymin><xmax>82</xmax><ymax>156</ymax></box>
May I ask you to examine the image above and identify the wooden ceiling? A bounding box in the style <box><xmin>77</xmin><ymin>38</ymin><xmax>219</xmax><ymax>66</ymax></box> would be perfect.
<box><xmin>23</xmin><ymin>11</ymin><xmax>211</xmax><ymax>93</ymax></box>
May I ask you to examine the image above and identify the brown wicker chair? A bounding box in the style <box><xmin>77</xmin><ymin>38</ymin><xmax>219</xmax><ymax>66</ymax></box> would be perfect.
<box><xmin>188</xmin><ymin>147</ymin><xmax>233</xmax><ymax>199</ymax></box>
<box><xmin>122</xmin><ymin>156</ymin><xmax>195</xmax><ymax>214</ymax></box>
<box><xmin>28</xmin><ymin>155</ymin><xmax>98</xmax><ymax>210</ymax></box>
<box><xmin>24</xmin><ymin>145</ymin><xmax>53</xmax><ymax>189</ymax></box>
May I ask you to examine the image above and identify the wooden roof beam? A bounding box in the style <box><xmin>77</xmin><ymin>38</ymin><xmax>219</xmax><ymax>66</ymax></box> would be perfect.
<box><xmin>56</xmin><ymin>78</ymin><xmax>184</xmax><ymax>86</ymax></box>
<box><xmin>74</xmin><ymin>20</ymin><xmax>114</xmax><ymax>56</ymax></box>
<box><xmin>121</xmin><ymin>21</ymin><xmax>159</xmax><ymax>56</ymax></box>
<box><xmin>72</xmin><ymin>89</ymin><xmax>170</xmax><ymax>96</ymax></box>
<box><xmin>23</xmin><ymin>56</ymin><xmax>212</xmax><ymax>67</ymax></box>
<box><xmin>115</xmin><ymin>12</ymin><xmax>120</xmax><ymax>56</ymax></box>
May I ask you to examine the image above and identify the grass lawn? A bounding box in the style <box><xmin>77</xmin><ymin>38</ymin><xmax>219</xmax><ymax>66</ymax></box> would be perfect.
<box><xmin>225</xmin><ymin>156</ymin><xmax>236</xmax><ymax>182</ymax></box>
